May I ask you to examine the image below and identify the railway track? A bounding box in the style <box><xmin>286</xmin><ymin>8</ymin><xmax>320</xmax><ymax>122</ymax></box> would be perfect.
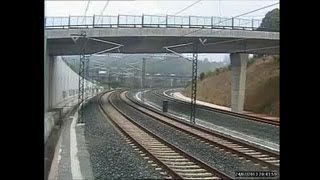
<box><xmin>124</xmin><ymin>90</ymin><xmax>280</xmax><ymax>171</ymax></box>
<box><xmin>153</xmin><ymin>89</ymin><xmax>279</xmax><ymax>126</ymax></box>
<box><xmin>98</xmin><ymin>91</ymin><xmax>231</xmax><ymax>179</ymax></box>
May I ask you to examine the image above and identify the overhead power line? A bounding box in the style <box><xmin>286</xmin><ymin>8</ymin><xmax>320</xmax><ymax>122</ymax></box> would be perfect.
<box><xmin>159</xmin><ymin>0</ymin><xmax>201</xmax><ymax>24</ymax></box>
<box><xmin>82</xmin><ymin>1</ymin><xmax>91</xmax><ymax>24</ymax></box>
<box><xmin>174</xmin><ymin>0</ymin><xmax>202</xmax><ymax>16</ymax></box>
<box><xmin>100</xmin><ymin>0</ymin><xmax>110</xmax><ymax>15</ymax></box>
<box><xmin>182</xmin><ymin>2</ymin><xmax>279</xmax><ymax>37</ymax></box>
<box><xmin>233</xmin><ymin>2</ymin><xmax>279</xmax><ymax>19</ymax></box>
<box><xmin>83</xmin><ymin>1</ymin><xmax>91</xmax><ymax>16</ymax></box>
<box><xmin>219</xmin><ymin>0</ymin><xmax>221</xmax><ymax>17</ymax></box>
<box><xmin>97</xmin><ymin>0</ymin><xmax>110</xmax><ymax>23</ymax></box>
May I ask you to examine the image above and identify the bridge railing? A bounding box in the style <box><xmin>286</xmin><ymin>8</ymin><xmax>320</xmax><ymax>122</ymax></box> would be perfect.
<box><xmin>143</xmin><ymin>15</ymin><xmax>167</xmax><ymax>27</ymax></box>
<box><xmin>45</xmin><ymin>14</ymin><xmax>263</xmax><ymax>31</ymax></box>
<box><xmin>94</xmin><ymin>15</ymin><xmax>118</xmax><ymax>27</ymax></box>
<box><xmin>119</xmin><ymin>15</ymin><xmax>143</xmax><ymax>27</ymax></box>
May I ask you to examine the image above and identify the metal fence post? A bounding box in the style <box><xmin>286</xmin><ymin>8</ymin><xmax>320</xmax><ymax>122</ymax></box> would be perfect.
<box><xmin>211</xmin><ymin>16</ymin><xmax>213</xmax><ymax>29</ymax></box>
<box><xmin>252</xmin><ymin>18</ymin><xmax>254</xmax><ymax>30</ymax></box>
<box><xmin>117</xmin><ymin>15</ymin><xmax>120</xmax><ymax>27</ymax></box>
<box><xmin>166</xmin><ymin>15</ymin><xmax>168</xmax><ymax>27</ymax></box>
<box><xmin>189</xmin><ymin>16</ymin><xmax>191</xmax><ymax>27</ymax></box>
<box><xmin>142</xmin><ymin>14</ymin><xmax>144</xmax><ymax>27</ymax></box>
<box><xmin>231</xmin><ymin>17</ymin><xmax>234</xmax><ymax>29</ymax></box>
<box><xmin>93</xmin><ymin>15</ymin><xmax>95</xmax><ymax>27</ymax></box>
<box><xmin>68</xmin><ymin>16</ymin><xmax>70</xmax><ymax>28</ymax></box>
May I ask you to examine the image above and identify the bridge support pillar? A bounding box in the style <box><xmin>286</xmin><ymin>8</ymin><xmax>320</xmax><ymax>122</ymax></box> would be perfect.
<box><xmin>141</xmin><ymin>58</ymin><xmax>146</xmax><ymax>89</ymax></box>
<box><xmin>45</xmin><ymin>31</ymin><xmax>55</xmax><ymax>112</ymax></box>
<box><xmin>230</xmin><ymin>53</ymin><xmax>248</xmax><ymax>113</ymax></box>
<box><xmin>44</xmin><ymin>32</ymin><xmax>49</xmax><ymax>112</ymax></box>
<box><xmin>48</xmin><ymin>56</ymin><xmax>55</xmax><ymax>109</ymax></box>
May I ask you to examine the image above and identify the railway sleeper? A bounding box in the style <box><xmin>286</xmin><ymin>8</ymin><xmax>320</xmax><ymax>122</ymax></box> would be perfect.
<box><xmin>156</xmin><ymin>155</ymin><xmax>184</xmax><ymax>159</ymax></box>
<box><xmin>153</xmin><ymin>152</ymin><xmax>179</xmax><ymax>156</ymax></box>
<box><xmin>259</xmin><ymin>157</ymin><xmax>276</xmax><ymax>161</ymax></box>
<box><xmin>181</xmin><ymin>175</ymin><xmax>218</xmax><ymax>179</ymax></box>
<box><xmin>179</xmin><ymin>172</ymin><xmax>215</xmax><ymax>178</ymax></box>
<box><xmin>266</xmin><ymin>159</ymin><xmax>280</xmax><ymax>163</ymax></box>
<box><xmin>252</xmin><ymin>154</ymin><xmax>270</xmax><ymax>158</ymax></box>
<box><xmin>168</xmin><ymin>165</ymin><xmax>201</xmax><ymax>169</ymax></box>
<box><xmin>159</xmin><ymin>158</ymin><xmax>190</xmax><ymax>162</ymax></box>
<box><xmin>162</xmin><ymin>161</ymin><xmax>194</xmax><ymax>165</ymax></box>
<box><xmin>246</xmin><ymin>152</ymin><xmax>262</xmax><ymax>155</ymax></box>
<box><xmin>173</xmin><ymin>168</ymin><xmax>208</xmax><ymax>173</ymax></box>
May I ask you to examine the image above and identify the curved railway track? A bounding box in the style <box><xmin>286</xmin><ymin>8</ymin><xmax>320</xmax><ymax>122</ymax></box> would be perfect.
<box><xmin>124</xmin><ymin>90</ymin><xmax>280</xmax><ymax>170</ymax></box>
<box><xmin>153</xmin><ymin>89</ymin><xmax>279</xmax><ymax>126</ymax></box>
<box><xmin>98</xmin><ymin>91</ymin><xmax>231</xmax><ymax>179</ymax></box>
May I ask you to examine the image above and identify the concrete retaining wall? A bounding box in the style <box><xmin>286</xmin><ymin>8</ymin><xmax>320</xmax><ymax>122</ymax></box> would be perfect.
<box><xmin>45</xmin><ymin>56</ymin><xmax>103</xmax><ymax>143</ymax></box>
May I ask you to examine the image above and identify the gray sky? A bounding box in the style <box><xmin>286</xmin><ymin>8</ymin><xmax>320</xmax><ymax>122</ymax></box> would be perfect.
<box><xmin>45</xmin><ymin>0</ymin><xmax>279</xmax><ymax>62</ymax></box>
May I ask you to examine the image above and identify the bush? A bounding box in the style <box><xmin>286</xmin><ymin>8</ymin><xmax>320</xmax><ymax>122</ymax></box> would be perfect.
<box><xmin>227</xmin><ymin>65</ymin><xmax>231</xmax><ymax>70</ymax></box>
<box><xmin>199</xmin><ymin>72</ymin><xmax>205</xmax><ymax>81</ymax></box>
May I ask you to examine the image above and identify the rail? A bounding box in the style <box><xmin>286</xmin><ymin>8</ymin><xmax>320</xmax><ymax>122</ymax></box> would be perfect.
<box><xmin>156</xmin><ymin>89</ymin><xmax>280</xmax><ymax>126</ymax></box>
<box><xmin>99</xmin><ymin>90</ymin><xmax>231</xmax><ymax>179</ymax></box>
<box><xmin>124</xmin><ymin>91</ymin><xmax>279</xmax><ymax>170</ymax></box>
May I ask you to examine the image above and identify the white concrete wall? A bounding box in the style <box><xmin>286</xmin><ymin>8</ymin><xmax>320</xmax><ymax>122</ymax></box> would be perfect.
<box><xmin>50</xmin><ymin>56</ymin><xmax>78</xmax><ymax>107</ymax></box>
<box><xmin>45</xmin><ymin>56</ymin><xmax>103</xmax><ymax>143</ymax></box>
<box><xmin>49</xmin><ymin>56</ymin><xmax>99</xmax><ymax>108</ymax></box>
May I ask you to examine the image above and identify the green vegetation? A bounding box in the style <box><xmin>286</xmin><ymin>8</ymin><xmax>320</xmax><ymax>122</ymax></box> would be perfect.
<box><xmin>183</xmin><ymin>55</ymin><xmax>279</xmax><ymax>116</ymax></box>
<box><xmin>199</xmin><ymin>72</ymin><xmax>205</xmax><ymax>81</ymax></box>
<box><xmin>200</xmin><ymin>64</ymin><xmax>231</xmax><ymax>79</ymax></box>
<box><xmin>63</xmin><ymin>55</ymin><xmax>226</xmax><ymax>76</ymax></box>
<box><xmin>257</xmin><ymin>8</ymin><xmax>279</xmax><ymax>32</ymax></box>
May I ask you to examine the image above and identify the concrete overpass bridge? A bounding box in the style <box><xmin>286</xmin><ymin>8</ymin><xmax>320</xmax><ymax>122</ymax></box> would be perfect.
<box><xmin>45</xmin><ymin>14</ymin><xmax>279</xmax><ymax>122</ymax></box>
<box><xmin>46</xmin><ymin>15</ymin><xmax>279</xmax><ymax>55</ymax></box>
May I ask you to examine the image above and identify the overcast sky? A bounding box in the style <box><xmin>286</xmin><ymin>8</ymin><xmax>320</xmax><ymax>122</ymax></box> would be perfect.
<box><xmin>45</xmin><ymin>0</ymin><xmax>279</xmax><ymax>62</ymax></box>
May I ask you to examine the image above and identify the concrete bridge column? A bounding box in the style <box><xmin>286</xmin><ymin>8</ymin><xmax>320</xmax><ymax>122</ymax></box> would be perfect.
<box><xmin>45</xmin><ymin>30</ymin><xmax>56</xmax><ymax>111</ymax></box>
<box><xmin>45</xmin><ymin>32</ymin><xmax>55</xmax><ymax>112</ymax></box>
<box><xmin>44</xmin><ymin>31</ymin><xmax>49</xmax><ymax>112</ymax></box>
<box><xmin>230</xmin><ymin>53</ymin><xmax>248</xmax><ymax>113</ymax></box>
<box><xmin>44</xmin><ymin>31</ymin><xmax>57</xmax><ymax>143</ymax></box>
<box><xmin>48</xmin><ymin>56</ymin><xmax>55</xmax><ymax>109</ymax></box>
<box><xmin>170</xmin><ymin>78</ymin><xmax>174</xmax><ymax>87</ymax></box>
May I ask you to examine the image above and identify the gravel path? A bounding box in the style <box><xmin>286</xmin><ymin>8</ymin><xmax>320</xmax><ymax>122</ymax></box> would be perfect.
<box><xmin>136</xmin><ymin>89</ymin><xmax>279</xmax><ymax>144</ymax></box>
<box><xmin>83</xmin><ymin>97</ymin><xmax>164</xmax><ymax>179</ymax></box>
<box><xmin>111</xmin><ymin>93</ymin><xmax>277</xmax><ymax>178</ymax></box>
<box><xmin>57</xmin><ymin>116</ymin><xmax>73</xmax><ymax>180</ymax></box>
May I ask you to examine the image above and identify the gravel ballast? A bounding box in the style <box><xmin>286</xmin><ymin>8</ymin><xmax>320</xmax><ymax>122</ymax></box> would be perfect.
<box><xmin>82</xmin><ymin>97</ymin><xmax>164</xmax><ymax>179</ymax></box>
<box><xmin>112</xmin><ymin>93</ymin><xmax>278</xmax><ymax>178</ymax></box>
<box><xmin>135</xmin><ymin>89</ymin><xmax>279</xmax><ymax>144</ymax></box>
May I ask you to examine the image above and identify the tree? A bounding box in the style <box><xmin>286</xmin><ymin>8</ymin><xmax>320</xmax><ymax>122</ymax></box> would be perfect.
<box><xmin>199</xmin><ymin>72</ymin><xmax>205</xmax><ymax>81</ymax></box>
<box><xmin>257</xmin><ymin>8</ymin><xmax>279</xmax><ymax>32</ymax></box>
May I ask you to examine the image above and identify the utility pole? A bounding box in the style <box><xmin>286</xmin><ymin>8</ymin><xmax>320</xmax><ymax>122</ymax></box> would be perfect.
<box><xmin>141</xmin><ymin>58</ymin><xmax>146</xmax><ymax>89</ymax></box>
<box><xmin>162</xmin><ymin>41</ymin><xmax>199</xmax><ymax>123</ymax></box>
<box><xmin>108</xmin><ymin>68</ymin><xmax>111</xmax><ymax>90</ymax></box>
<box><xmin>190</xmin><ymin>42</ymin><xmax>198</xmax><ymax>124</ymax></box>
<box><xmin>73</xmin><ymin>32</ymin><xmax>123</xmax><ymax>123</ymax></box>
<box><xmin>85</xmin><ymin>56</ymin><xmax>90</xmax><ymax>99</ymax></box>
<box><xmin>78</xmin><ymin>54</ymin><xmax>89</xmax><ymax>123</ymax></box>
<box><xmin>76</xmin><ymin>31</ymin><xmax>88</xmax><ymax>124</ymax></box>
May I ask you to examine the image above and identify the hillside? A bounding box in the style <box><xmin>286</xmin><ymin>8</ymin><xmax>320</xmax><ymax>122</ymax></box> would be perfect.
<box><xmin>63</xmin><ymin>54</ymin><xmax>225</xmax><ymax>76</ymax></box>
<box><xmin>182</xmin><ymin>55</ymin><xmax>279</xmax><ymax>116</ymax></box>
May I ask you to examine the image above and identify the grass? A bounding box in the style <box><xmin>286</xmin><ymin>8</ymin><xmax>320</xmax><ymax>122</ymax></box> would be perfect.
<box><xmin>182</xmin><ymin>55</ymin><xmax>279</xmax><ymax>116</ymax></box>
